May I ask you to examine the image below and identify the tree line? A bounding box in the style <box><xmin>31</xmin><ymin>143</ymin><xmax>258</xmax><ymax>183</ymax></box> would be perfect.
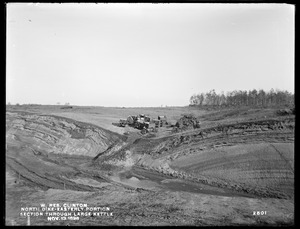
<box><xmin>189</xmin><ymin>89</ymin><xmax>294</xmax><ymax>107</ymax></box>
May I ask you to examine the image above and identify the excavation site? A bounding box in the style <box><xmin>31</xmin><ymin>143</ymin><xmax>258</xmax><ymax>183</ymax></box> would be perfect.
<box><xmin>5</xmin><ymin>105</ymin><xmax>294</xmax><ymax>226</ymax></box>
<box><xmin>6</xmin><ymin>3</ymin><xmax>295</xmax><ymax>226</ymax></box>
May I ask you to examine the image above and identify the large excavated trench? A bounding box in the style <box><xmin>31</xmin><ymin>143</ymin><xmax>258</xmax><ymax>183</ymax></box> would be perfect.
<box><xmin>6</xmin><ymin>110</ymin><xmax>294</xmax><ymax>199</ymax></box>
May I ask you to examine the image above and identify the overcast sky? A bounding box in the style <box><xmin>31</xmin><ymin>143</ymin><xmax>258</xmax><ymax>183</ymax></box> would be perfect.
<box><xmin>6</xmin><ymin>3</ymin><xmax>294</xmax><ymax>107</ymax></box>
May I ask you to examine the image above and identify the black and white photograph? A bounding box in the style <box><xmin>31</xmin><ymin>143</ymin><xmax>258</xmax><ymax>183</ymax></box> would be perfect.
<box><xmin>6</xmin><ymin>3</ymin><xmax>294</xmax><ymax>226</ymax></box>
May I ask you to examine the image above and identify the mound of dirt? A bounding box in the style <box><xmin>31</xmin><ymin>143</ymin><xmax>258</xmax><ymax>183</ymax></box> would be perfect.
<box><xmin>6</xmin><ymin>111</ymin><xmax>126</xmax><ymax>191</ymax></box>
<box><xmin>6</xmin><ymin>112</ymin><xmax>123</xmax><ymax>157</ymax></box>
<box><xmin>173</xmin><ymin>114</ymin><xmax>200</xmax><ymax>132</ymax></box>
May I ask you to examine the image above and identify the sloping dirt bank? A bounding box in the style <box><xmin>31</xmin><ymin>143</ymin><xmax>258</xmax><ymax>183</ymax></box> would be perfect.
<box><xmin>104</xmin><ymin>116</ymin><xmax>294</xmax><ymax>199</ymax></box>
<box><xmin>6</xmin><ymin>109</ymin><xmax>294</xmax><ymax>226</ymax></box>
<box><xmin>6</xmin><ymin>111</ymin><xmax>125</xmax><ymax>192</ymax></box>
<box><xmin>6</xmin><ymin>111</ymin><xmax>124</xmax><ymax>157</ymax></box>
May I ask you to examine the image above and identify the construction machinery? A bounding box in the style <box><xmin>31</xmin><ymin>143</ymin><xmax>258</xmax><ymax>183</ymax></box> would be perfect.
<box><xmin>158</xmin><ymin>115</ymin><xmax>168</xmax><ymax>127</ymax></box>
<box><xmin>133</xmin><ymin>114</ymin><xmax>150</xmax><ymax>130</ymax></box>
<box><xmin>119</xmin><ymin>119</ymin><xmax>128</xmax><ymax>127</ymax></box>
<box><xmin>113</xmin><ymin>114</ymin><xmax>166</xmax><ymax>134</ymax></box>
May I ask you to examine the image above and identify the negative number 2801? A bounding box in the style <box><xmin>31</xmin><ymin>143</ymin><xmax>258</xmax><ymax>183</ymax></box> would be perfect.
<box><xmin>253</xmin><ymin>211</ymin><xmax>267</xmax><ymax>216</ymax></box>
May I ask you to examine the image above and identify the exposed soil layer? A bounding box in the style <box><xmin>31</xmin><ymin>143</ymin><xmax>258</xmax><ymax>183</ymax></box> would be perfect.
<box><xmin>124</xmin><ymin>117</ymin><xmax>294</xmax><ymax>199</ymax></box>
<box><xmin>6</xmin><ymin>111</ymin><xmax>125</xmax><ymax>191</ymax></box>
<box><xmin>6</xmin><ymin>111</ymin><xmax>124</xmax><ymax>157</ymax></box>
<box><xmin>6</xmin><ymin>107</ymin><xmax>294</xmax><ymax>226</ymax></box>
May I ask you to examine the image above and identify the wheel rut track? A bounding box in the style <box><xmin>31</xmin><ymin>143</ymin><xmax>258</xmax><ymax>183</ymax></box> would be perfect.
<box><xmin>6</xmin><ymin>156</ymin><xmax>102</xmax><ymax>192</ymax></box>
<box><xmin>269</xmin><ymin>144</ymin><xmax>294</xmax><ymax>174</ymax></box>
